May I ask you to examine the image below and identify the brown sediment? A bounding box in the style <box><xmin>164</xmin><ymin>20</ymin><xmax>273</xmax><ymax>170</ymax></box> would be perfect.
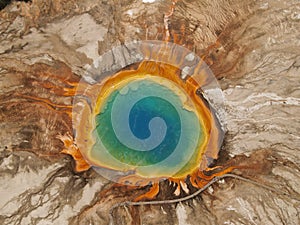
<box><xmin>0</xmin><ymin>60</ymin><xmax>78</xmax><ymax>158</ymax></box>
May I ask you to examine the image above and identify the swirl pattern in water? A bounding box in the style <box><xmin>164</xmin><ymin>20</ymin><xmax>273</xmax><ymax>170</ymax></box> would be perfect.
<box><xmin>72</xmin><ymin>41</ymin><xmax>225</xmax><ymax>192</ymax></box>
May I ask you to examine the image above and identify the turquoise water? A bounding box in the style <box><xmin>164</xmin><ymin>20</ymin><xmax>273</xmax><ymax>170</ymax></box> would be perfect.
<box><xmin>93</xmin><ymin>79</ymin><xmax>202</xmax><ymax>171</ymax></box>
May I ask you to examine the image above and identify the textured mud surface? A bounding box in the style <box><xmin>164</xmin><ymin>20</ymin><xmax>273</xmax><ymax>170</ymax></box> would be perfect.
<box><xmin>0</xmin><ymin>0</ymin><xmax>300</xmax><ymax>224</ymax></box>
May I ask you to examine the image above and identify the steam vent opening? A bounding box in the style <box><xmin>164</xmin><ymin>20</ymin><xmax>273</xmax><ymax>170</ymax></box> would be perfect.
<box><xmin>0</xmin><ymin>0</ymin><xmax>299</xmax><ymax>225</ymax></box>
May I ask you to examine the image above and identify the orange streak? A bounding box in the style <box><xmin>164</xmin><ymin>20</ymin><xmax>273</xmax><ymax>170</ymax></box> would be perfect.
<box><xmin>134</xmin><ymin>182</ymin><xmax>160</xmax><ymax>201</ymax></box>
<box><xmin>17</xmin><ymin>94</ymin><xmax>72</xmax><ymax>109</ymax></box>
<box><xmin>58</xmin><ymin>133</ymin><xmax>91</xmax><ymax>172</ymax></box>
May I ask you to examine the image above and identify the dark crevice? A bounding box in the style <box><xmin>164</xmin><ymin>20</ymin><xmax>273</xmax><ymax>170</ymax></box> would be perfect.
<box><xmin>0</xmin><ymin>0</ymin><xmax>31</xmax><ymax>10</ymax></box>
